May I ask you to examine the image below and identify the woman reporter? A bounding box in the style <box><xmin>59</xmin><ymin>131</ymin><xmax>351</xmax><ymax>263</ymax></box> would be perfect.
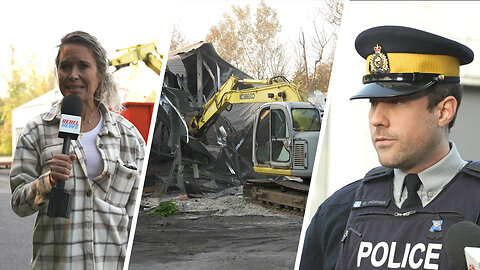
<box><xmin>10</xmin><ymin>31</ymin><xmax>145</xmax><ymax>269</ymax></box>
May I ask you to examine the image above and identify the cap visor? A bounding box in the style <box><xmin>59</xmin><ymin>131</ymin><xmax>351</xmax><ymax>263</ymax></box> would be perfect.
<box><xmin>350</xmin><ymin>81</ymin><xmax>435</xmax><ymax>100</ymax></box>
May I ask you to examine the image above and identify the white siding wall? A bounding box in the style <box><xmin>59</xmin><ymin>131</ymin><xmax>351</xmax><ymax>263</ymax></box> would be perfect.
<box><xmin>11</xmin><ymin>89</ymin><xmax>62</xmax><ymax>154</ymax></box>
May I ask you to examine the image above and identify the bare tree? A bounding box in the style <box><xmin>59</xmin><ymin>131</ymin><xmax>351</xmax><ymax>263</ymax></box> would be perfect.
<box><xmin>170</xmin><ymin>24</ymin><xmax>190</xmax><ymax>51</ymax></box>
<box><xmin>311</xmin><ymin>20</ymin><xmax>336</xmax><ymax>87</ymax></box>
<box><xmin>265</xmin><ymin>42</ymin><xmax>289</xmax><ymax>77</ymax></box>
<box><xmin>298</xmin><ymin>30</ymin><xmax>309</xmax><ymax>89</ymax></box>
<box><xmin>292</xmin><ymin>0</ymin><xmax>344</xmax><ymax>92</ymax></box>
<box><xmin>322</xmin><ymin>0</ymin><xmax>344</xmax><ymax>27</ymax></box>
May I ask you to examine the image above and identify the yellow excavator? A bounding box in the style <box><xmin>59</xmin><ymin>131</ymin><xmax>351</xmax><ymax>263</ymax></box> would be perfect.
<box><xmin>111</xmin><ymin>42</ymin><xmax>322</xmax><ymax>210</ymax></box>
<box><xmin>186</xmin><ymin>74</ymin><xmax>320</xmax><ymax>209</ymax></box>
<box><xmin>188</xmin><ymin>75</ymin><xmax>321</xmax><ymax>181</ymax></box>
<box><xmin>189</xmin><ymin>75</ymin><xmax>306</xmax><ymax>136</ymax></box>
<box><xmin>109</xmin><ymin>41</ymin><xmax>163</xmax><ymax>75</ymax></box>
<box><xmin>110</xmin><ymin>42</ymin><xmax>321</xmax><ymax>181</ymax></box>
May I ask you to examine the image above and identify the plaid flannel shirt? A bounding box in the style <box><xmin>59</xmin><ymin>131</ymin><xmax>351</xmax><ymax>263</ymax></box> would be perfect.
<box><xmin>10</xmin><ymin>102</ymin><xmax>145</xmax><ymax>270</ymax></box>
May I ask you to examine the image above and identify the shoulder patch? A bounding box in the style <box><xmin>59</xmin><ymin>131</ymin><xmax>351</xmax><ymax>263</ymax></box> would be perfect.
<box><xmin>365</xmin><ymin>166</ymin><xmax>391</xmax><ymax>177</ymax></box>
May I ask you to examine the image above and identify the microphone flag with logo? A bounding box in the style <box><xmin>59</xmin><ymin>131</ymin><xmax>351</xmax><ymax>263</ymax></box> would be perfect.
<box><xmin>445</xmin><ymin>221</ymin><xmax>480</xmax><ymax>270</ymax></box>
<box><xmin>47</xmin><ymin>94</ymin><xmax>82</xmax><ymax>218</ymax></box>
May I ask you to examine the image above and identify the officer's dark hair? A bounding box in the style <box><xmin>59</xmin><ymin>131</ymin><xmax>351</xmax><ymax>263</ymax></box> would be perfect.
<box><xmin>425</xmin><ymin>83</ymin><xmax>462</xmax><ymax>130</ymax></box>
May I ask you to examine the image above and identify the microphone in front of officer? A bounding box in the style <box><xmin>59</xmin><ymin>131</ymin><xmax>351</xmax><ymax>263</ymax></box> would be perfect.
<box><xmin>9</xmin><ymin>31</ymin><xmax>145</xmax><ymax>270</ymax></box>
<box><xmin>445</xmin><ymin>221</ymin><xmax>480</xmax><ymax>270</ymax></box>
<box><xmin>299</xmin><ymin>25</ymin><xmax>479</xmax><ymax>270</ymax></box>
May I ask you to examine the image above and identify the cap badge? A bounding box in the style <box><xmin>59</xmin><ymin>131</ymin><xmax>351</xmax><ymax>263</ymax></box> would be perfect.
<box><xmin>369</xmin><ymin>44</ymin><xmax>389</xmax><ymax>74</ymax></box>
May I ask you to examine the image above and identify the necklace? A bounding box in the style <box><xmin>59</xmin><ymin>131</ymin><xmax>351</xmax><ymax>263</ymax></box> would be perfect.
<box><xmin>83</xmin><ymin>110</ymin><xmax>99</xmax><ymax>125</ymax></box>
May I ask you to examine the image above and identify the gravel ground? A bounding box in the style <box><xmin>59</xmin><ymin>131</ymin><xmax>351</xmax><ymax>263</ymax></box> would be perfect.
<box><xmin>142</xmin><ymin>187</ymin><xmax>281</xmax><ymax>217</ymax></box>
<box><xmin>128</xmin><ymin>187</ymin><xmax>303</xmax><ymax>270</ymax></box>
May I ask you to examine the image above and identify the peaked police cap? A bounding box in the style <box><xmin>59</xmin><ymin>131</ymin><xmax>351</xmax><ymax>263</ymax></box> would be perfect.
<box><xmin>351</xmin><ymin>25</ymin><xmax>474</xmax><ymax>100</ymax></box>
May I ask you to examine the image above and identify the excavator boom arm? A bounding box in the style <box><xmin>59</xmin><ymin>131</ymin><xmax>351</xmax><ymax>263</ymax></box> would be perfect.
<box><xmin>109</xmin><ymin>42</ymin><xmax>162</xmax><ymax>75</ymax></box>
<box><xmin>189</xmin><ymin>75</ymin><xmax>306</xmax><ymax>137</ymax></box>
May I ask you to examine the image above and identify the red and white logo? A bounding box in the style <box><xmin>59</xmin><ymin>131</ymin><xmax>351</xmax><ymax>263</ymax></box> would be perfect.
<box><xmin>59</xmin><ymin>114</ymin><xmax>81</xmax><ymax>135</ymax></box>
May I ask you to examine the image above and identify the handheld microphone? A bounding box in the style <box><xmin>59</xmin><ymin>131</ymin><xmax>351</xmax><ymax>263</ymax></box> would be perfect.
<box><xmin>465</xmin><ymin>247</ymin><xmax>480</xmax><ymax>270</ymax></box>
<box><xmin>445</xmin><ymin>221</ymin><xmax>480</xmax><ymax>270</ymax></box>
<box><xmin>47</xmin><ymin>94</ymin><xmax>82</xmax><ymax>218</ymax></box>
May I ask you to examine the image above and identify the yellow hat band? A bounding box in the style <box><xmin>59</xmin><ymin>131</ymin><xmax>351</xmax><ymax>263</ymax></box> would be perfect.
<box><xmin>366</xmin><ymin>53</ymin><xmax>460</xmax><ymax>76</ymax></box>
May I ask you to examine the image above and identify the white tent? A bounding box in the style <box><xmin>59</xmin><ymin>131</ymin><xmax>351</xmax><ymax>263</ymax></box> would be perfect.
<box><xmin>11</xmin><ymin>88</ymin><xmax>63</xmax><ymax>154</ymax></box>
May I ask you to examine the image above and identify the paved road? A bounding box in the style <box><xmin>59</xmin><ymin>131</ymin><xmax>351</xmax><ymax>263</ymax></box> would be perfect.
<box><xmin>129</xmin><ymin>197</ymin><xmax>303</xmax><ymax>270</ymax></box>
<box><xmin>0</xmin><ymin>168</ymin><xmax>35</xmax><ymax>269</ymax></box>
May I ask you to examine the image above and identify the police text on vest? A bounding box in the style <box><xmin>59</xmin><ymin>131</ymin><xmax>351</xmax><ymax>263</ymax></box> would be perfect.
<box><xmin>357</xmin><ymin>241</ymin><xmax>442</xmax><ymax>269</ymax></box>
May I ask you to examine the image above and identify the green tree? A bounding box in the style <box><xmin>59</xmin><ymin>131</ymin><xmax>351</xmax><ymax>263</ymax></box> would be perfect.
<box><xmin>206</xmin><ymin>1</ymin><xmax>288</xmax><ymax>79</ymax></box>
<box><xmin>0</xmin><ymin>46</ymin><xmax>55</xmax><ymax>155</ymax></box>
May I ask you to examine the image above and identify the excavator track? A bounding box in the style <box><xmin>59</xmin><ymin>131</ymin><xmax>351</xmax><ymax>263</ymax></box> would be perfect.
<box><xmin>243</xmin><ymin>178</ymin><xmax>309</xmax><ymax>212</ymax></box>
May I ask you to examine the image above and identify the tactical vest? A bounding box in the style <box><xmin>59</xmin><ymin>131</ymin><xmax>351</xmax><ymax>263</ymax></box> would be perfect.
<box><xmin>335</xmin><ymin>162</ymin><xmax>480</xmax><ymax>270</ymax></box>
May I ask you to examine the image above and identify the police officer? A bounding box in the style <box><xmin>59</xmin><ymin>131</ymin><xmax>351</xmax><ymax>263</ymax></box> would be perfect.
<box><xmin>299</xmin><ymin>25</ymin><xmax>479</xmax><ymax>270</ymax></box>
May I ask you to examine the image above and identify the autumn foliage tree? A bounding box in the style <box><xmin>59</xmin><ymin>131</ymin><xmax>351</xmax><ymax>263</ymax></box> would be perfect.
<box><xmin>0</xmin><ymin>46</ymin><xmax>55</xmax><ymax>155</ymax></box>
<box><xmin>206</xmin><ymin>1</ymin><xmax>288</xmax><ymax>79</ymax></box>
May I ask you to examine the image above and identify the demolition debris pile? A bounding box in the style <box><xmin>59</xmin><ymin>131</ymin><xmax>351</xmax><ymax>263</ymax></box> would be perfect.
<box><xmin>148</xmin><ymin>42</ymin><xmax>323</xmax><ymax>197</ymax></box>
<box><xmin>142</xmin><ymin>187</ymin><xmax>281</xmax><ymax>217</ymax></box>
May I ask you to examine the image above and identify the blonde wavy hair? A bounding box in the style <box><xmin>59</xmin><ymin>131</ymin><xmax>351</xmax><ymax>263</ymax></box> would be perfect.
<box><xmin>55</xmin><ymin>31</ymin><xmax>123</xmax><ymax>113</ymax></box>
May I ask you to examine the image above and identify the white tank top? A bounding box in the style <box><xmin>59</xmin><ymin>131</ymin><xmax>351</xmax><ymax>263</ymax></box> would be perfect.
<box><xmin>79</xmin><ymin>112</ymin><xmax>104</xmax><ymax>181</ymax></box>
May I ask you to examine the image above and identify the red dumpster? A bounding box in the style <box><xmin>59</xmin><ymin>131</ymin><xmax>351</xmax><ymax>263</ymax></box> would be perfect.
<box><xmin>121</xmin><ymin>102</ymin><xmax>154</xmax><ymax>142</ymax></box>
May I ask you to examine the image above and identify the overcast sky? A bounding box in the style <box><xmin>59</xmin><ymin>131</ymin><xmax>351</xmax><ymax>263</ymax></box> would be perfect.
<box><xmin>0</xmin><ymin>0</ymin><xmax>175</xmax><ymax>98</ymax></box>
<box><xmin>175</xmin><ymin>0</ymin><xmax>334</xmax><ymax>74</ymax></box>
<box><xmin>0</xmin><ymin>0</ymin><xmax>333</xmax><ymax>97</ymax></box>
<box><xmin>176</xmin><ymin>1</ymin><xmax>331</xmax><ymax>42</ymax></box>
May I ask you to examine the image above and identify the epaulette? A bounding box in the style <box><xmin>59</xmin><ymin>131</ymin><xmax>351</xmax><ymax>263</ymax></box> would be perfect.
<box><xmin>462</xmin><ymin>161</ymin><xmax>480</xmax><ymax>178</ymax></box>
<box><xmin>363</xmin><ymin>166</ymin><xmax>393</xmax><ymax>182</ymax></box>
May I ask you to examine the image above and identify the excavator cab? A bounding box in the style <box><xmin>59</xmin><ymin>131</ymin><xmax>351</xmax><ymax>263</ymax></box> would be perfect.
<box><xmin>252</xmin><ymin>101</ymin><xmax>321</xmax><ymax>181</ymax></box>
<box><xmin>255</xmin><ymin>105</ymin><xmax>291</xmax><ymax>165</ymax></box>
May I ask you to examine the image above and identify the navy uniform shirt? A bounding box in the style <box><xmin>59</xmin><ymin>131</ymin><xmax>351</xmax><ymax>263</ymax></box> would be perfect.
<box><xmin>299</xmin><ymin>142</ymin><xmax>473</xmax><ymax>270</ymax></box>
<box><xmin>299</xmin><ymin>180</ymin><xmax>361</xmax><ymax>270</ymax></box>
